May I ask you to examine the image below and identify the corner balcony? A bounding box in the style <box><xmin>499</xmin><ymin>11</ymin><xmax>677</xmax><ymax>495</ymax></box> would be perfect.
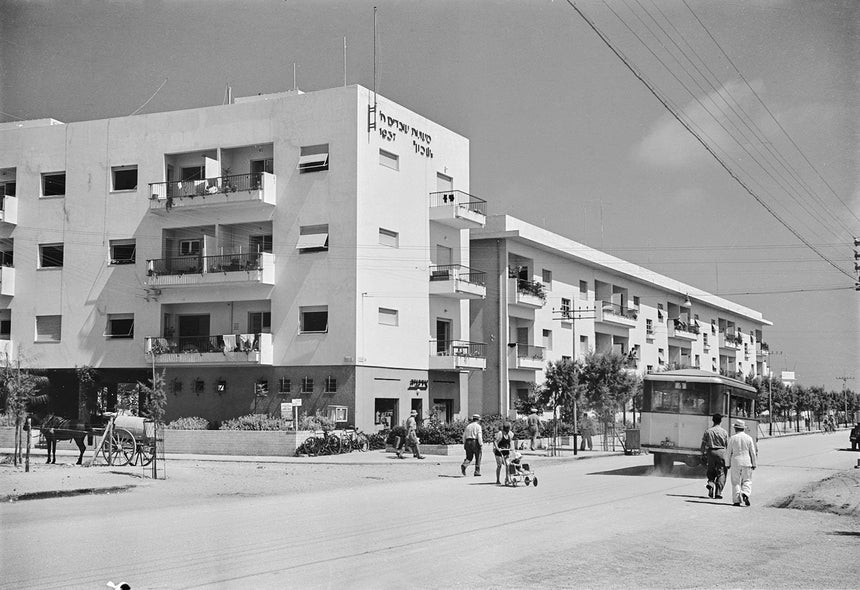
<box><xmin>0</xmin><ymin>195</ymin><xmax>17</xmax><ymax>225</ymax></box>
<box><xmin>507</xmin><ymin>279</ymin><xmax>546</xmax><ymax>309</ymax></box>
<box><xmin>429</xmin><ymin>340</ymin><xmax>487</xmax><ymax>371</ymax></box>
<box><xmin>668</xmin><ymin>319</ymin><xmax>699</xmax><ymax>341</ymax></box>
<box><xmin>507</xmin><ymin>343</ymin><xmax>545</xmax><ymax>370</ymax></box>
<box><xmin>145</xmin><ymin>252</ymin><xmax>274</xmax><ymax>288</ymax></box>
<box><xmin>148</xmin><ymin>172</ymin><xmax>276</xmax><ymax>212</ymax></box>
<box><xmin>145</xmin><ymin>333</ymin><xmax>273</xmax><ymax>366</ymax></box>
<box><xmin>595</xmin><ymin>301</ymin><xmax>637</xmax><ymax>328</ymax></box>
<box><xmin>429</xmin><ymin>265</ymin><xmax>486</xmax><ymax>299</ymax></box>
<box><xmin>756</xmin><ymin>341</ymin><xmax>769</xmax><ymax>362</ymax></box>
<box><xmin>428</xmin><ymin>191</ymin><xmax>486</xmax><ymax>229</ymax></box>
<box><xmin>0</xmin><ymin>265</ymin><xmax>14</xmax><ymax>296</ymax></box>
<box><xmin>719</xmin><ymin>332</ymin><xmax>742</xmax><ymax>351</ymax></box>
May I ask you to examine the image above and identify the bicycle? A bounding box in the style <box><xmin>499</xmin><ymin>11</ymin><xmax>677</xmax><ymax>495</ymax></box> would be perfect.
<box><xmin>300</xmin><ymin>430</ymin><xmax>343</xmax><ymax>456</ymax></box>
<box><xmin>340</xmin><ymin>429</ymin><xmax>369</xmax><ymax>452</ymax></box>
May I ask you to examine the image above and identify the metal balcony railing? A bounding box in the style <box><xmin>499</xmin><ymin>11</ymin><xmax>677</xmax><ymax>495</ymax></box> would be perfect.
<box><xmin>429</xmin><ymin>264</ymin><xmax>486</xmax><ymax>286</ymax></box>
<box><xmin>515</xmin><ymin>279</ymin><xmax>547</xmax><ymax>300</ymax></box>
<box><xmin>428</xmin><ymin>190</ymin><xmax>487</xmax><ymax>216</ymax></box>
<box><xmin>147</xmin><ymin>252</ymin><xmax>262</xmax><ymax>276</ymax></box>
<box><xmin>147</xmin><ymin>333</ymin><xmax>261</xmax><ymax>355</ymax></box>
<box><xmin>149</xmin><ymin>173</ymin><xmax>266</xmax><ymax>202</ymax></box>
<box><xmin>672</xmin><ymin>318</ymin><xmax>700</xmax><ymax>334</ymax></box>
<box><xmin>599</xmin><ymin>301</ymin><xmax>638</xmax><ymax>320</ymax></box>
<box><xmin>431</xmin><ymin>339</ymin><xmax>487</xmax><ymax>358</ymax></box>
<box><xmin>514</xmin><ymin>343</ymin><xmax>545</xmax><ymax>361</ymax></box>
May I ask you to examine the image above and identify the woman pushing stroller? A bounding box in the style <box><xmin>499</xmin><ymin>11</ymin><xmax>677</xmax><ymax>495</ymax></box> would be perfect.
<box><xmin>493</xmin><ymin>422</ymin><xmax>515</xmax><ymax>485</ymax></box>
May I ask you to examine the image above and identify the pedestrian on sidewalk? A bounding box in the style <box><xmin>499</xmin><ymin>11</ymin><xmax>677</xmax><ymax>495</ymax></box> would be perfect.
<box><xmin>579</xmin><ymin>415</ymin><xmax>594</xmax><ymax>451</ymax></box>
<box><xmin>527</xmin><ymin>408</ymin><xmax>541</xmax><ymax>451</ymax></box>
<box><xmin>461</xmin><ymin>414</ymin><xmax>483</xmax><ymax>477</ymax></box>
<box><xmin>398</xmin><ymin>410</ymin><xmax>425</xmax><ymax>459</ymax></box>
<box><xmin>493</xmin><ymin>422</ymin><xmax>515</xmax><ymax>484</ymax></box>
<box><xmin>726</xmin><ymin>419</ymin><xmax>757</xmax><ymax>506</ymax></box>
<box><xmin>700</xmin><ymin>413</ymin><xmax>728</xmax><ymax>499</ymax></box>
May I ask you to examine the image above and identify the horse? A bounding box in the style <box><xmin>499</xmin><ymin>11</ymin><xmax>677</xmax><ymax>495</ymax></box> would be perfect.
<box><xmin>32</xmin><ymin>414</ymin><xmax>89</xmax><ymax>465</ymax></box>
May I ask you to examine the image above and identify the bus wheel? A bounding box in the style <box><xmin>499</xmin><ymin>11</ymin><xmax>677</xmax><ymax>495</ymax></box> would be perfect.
<box><xmin>654</xmin><ymin>454</ymin><xmax>673</xmax><ymax>474</ymax></box>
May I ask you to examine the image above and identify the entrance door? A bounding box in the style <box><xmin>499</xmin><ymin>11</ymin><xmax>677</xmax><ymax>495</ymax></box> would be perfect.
<box><xmin>433</xmin><ymin>399</ymin><xmax>453</xmax><ymax>423</ymax></box>
<box><xmin>436</xmin><ymin>319</ymin><xmax>451</xmax><ymax>354</ymax></box>
<box><xmin>178</xmin><ymin>315</ymin><xmax>210</xmax><ymax>352</ymax></box>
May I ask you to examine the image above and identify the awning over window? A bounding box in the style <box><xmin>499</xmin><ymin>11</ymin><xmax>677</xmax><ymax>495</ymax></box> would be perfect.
<box><xmin>296</xmin><ymin>232</ymin><xmax>329</xmax><ymax>250</ymax></box>
<box><xmin>297</xmin><ymin>153</ymin><xmax>329</xmax><ymax>171</ymax></box>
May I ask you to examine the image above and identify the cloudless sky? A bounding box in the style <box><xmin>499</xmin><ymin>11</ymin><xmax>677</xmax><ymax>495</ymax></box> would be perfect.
<box><xmin>1</xmin><ymin>0</ymin><xmax>857</xmax><ymax>392</ymax></box>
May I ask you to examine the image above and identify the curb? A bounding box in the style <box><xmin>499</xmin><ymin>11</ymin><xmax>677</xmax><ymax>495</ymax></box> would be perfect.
<box><xmin>1</xmin><ymin>484</ymin><xmax>135</xmax><ymax>503</ymax></box>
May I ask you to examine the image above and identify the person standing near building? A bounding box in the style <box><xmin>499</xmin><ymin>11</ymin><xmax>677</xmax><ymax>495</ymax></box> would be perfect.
<box><xmin>398</xmin><ymin>410</ymin><xmax>425</xmax><ymax>459</ymax></box>
<box><xmin>493</xmin><ymin>422</ymin><xmax>515</xmax><ymax>485</ymax></box>
<box><xmin>526</xmin><ymin>408</ymin><xmax>541</xmax><ymax>451</ymax></box>
<box><xmin>700</xmin><ymin>413</ymin><xmax>728</xmax><ymax>499</ymax></box>
<box><xmin>726</xmin><ymin>419</ymin><xmax>757</xmax><ymax>506</ymax></box>
<box><xmin>461</xmin><ymin>414</ymin><xmax>483</xmax><ymax>477</ymax></box>
<box><xmin>579</xmin><ymin>414</ymin><xmax>594</xmax><ymax>451</ymax></box>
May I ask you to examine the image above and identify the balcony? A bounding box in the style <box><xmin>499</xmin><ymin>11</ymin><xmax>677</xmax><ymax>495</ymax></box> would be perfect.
<box><xmin>145</xmin><ymin>333</ymin><xmax>273</xmax><ymax>366</ymax></box>
<box><xmin>668</xmin><ymin>319</ymin><xmax>699</xmax><ymax>341</ymax></box>
<box><xmin>428</xmin><ymin>191</ymin><xmax>486</xmax><ymax>229</ymax></box>
<box><xmin>595</xmin><ymin>301</ymin><xmax>637</xmax><ymax>328</ymax></box>
<box><xmin>428</xmin><ymin>340</ymin><xmax>487</xmax><ymax>370</ymax></box>
<box><xmin>145</xmin><ymin>252</ymin><xmax>274</xmax><ymax>288</ymax></box>
<box><xmin>756</xmin><ymin>341</ymin><xmax>769</xmax><ymax>361</ymax></box>
<box><xmin>429</xmin><ymin>265</ymin><xmax>486</xmax><ymax>299</ymax></box>
<box><xmin>0</xmin><ymin>195</ymin><xmax>17</xmax><ymax>225</ymax></box>
<box><xmin>719</xmin><ymin>331</ymin><xmax>742</xmax><ymax>351</ymax></box>
<box><xmin>149</xmin><ymin>172</ymin><xmax>276</xmax><ymax>212</ymax></box>
<box><xmin>508</xmin><ymin>343</ymin><xmax>545</xmax><ymax>370</ymax></box>
<box><xmin>507</xmin><ymin>279</ymin><xmax>546</xmax><ymax>309</ymax></box>
<box><xmin>0</xmin><ymin>265</ymin><xmax>14</xmax><ymax>297</ymax></box>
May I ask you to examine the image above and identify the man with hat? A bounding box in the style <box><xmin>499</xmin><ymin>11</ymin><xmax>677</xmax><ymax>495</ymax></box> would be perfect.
<box><xmin>398</xmin><ymin>409</ymin><xmax>425</xmax><ymax>459</ymax></box>
<box><xmin>461</xmin><ymin>414</ymin><xmax>483</xmax><ymax>476</ymax></box>
<box><xmin>526</xmin><ymin>408</ymin><xmax>541</xmax><ymax>451</ymax></box>
<box><xmin>700</xmin><ymin>413</ymin><xmax>728</xmax><ymax>499</ymax></box>
<box><xmin>726</xmin><ymin>419</ymin><xmax>757</xmax><ymax>506</ymax></box>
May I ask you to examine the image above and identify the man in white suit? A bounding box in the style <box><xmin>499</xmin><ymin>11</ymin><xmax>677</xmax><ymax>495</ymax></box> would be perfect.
<box><xmin>726</xmin><ymin>419</ymin><xmax>757</xmax><ymax>506</ymax></box>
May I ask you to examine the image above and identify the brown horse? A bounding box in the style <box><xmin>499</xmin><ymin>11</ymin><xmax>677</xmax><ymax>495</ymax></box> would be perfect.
<box><xmin>34</xmin><ymin>414</ymin><xmax>89</xmax><ymax>464</ymax></box>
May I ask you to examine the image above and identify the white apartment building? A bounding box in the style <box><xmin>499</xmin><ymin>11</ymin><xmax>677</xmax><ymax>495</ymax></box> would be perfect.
<box><xmin>469</xmin><ymin>216</ymin><xmax>771</xmax><ymax>417</ymax></box>
<box><xmin>0</xmin><ymin>86</ymin><xmax>488</xmax><ymax>430</ymax></box>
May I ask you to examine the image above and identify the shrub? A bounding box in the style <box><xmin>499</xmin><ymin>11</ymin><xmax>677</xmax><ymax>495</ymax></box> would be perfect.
<box><xmin>366</xmin><ymin>431</ymin><xmax>387</xmax><ymax>450</ymax></box>
<box><xmin>297</xmin><ymin>410</ymin><xmax>335</xmax><ymax>432</ymax></box>
<box><xmin>0</xmin><ymin>413</ymin><xmax>15</xmax><ymax>427</ymax></box>
<box><xmin>219</xmin><ymin>413</ymin><xmax>291</xmax><ymax>431</ymax></box>
<box><xmin>165</xmin><ymin>416</ymin><xmax>210</xmax><ymax>430</ymax></box>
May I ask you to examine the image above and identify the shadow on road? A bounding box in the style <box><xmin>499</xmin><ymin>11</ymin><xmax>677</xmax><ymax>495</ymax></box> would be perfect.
<box><xmin>587</xmin><ymin>465</ymin><xmax>705</xmax><ymax>479</ymax></box>
<box><xmin>829</xmin><ymin>531</ymin><xmax>860</xmax><ymax>536</ymax></box>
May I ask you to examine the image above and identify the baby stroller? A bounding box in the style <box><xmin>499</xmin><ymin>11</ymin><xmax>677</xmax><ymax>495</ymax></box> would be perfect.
<box><xmin>503</xmin><ymin>450</ymin><xmax>538</xmax><ymax>487</ymax></box>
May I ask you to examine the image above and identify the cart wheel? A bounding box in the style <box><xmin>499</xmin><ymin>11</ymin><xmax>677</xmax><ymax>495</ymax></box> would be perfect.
<box><xmin>524</xmin><ymin>476</ymin><xmax>531</xmax><ymax>486</ymax></box>
<box><xmin>109</xmin><ymin>428</ymin><xmax>136</xmax><ymax>466</ymax></box>
<box><xmin>532</xmin><ymin>476</ymin><xmax>538</xmax><ymax>487</ymax></box>
<box><xmin>139</xmin><ymin>442</ymin><xmax>155</xmax><ymax>467</ymax></box>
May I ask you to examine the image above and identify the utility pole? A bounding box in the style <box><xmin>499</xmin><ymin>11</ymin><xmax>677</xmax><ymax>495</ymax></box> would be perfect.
<box><xmin>836</xmin><ymin>373</ymin><xmax>855</xmax><ymax>427</ymax></box>
<box><xmin>552</xmin><ymin>303</ymin><xmax>595</xmax><ymax>457</ymax></box>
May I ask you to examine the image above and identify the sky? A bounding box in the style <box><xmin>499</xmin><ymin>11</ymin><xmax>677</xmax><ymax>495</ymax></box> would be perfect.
<box><xmin>1</xmin><ymin>0</ymin><xmax>857</xmax><ymax>392</ymax></box>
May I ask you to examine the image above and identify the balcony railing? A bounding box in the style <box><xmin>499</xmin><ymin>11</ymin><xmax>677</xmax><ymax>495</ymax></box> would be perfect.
<box><xmin>516</xmin><ymin>279</ymin><xmax>547</xmax><ymax>300</ymax></box>
<box><xmin>429</xmin><ymin>264</ymin><xmax>486</xmax><ymax>286</ymax></box>
<box><xmin>599</xmin><ymin>301</ymin><xmax>638</xmax><ymax>320</ymax></box>
<box><xmin>429</xmin><ymin>191</ymin><xmax>487</xmax><ymax>216</ymax></box>
<box><xmin>146</xmin><ymin>333</ymin><xmax>273</xmax><ymax>365</ymax></box>
<box><xmin>431</xmin><ymin>339</ymin><xmax>487</xmax><ymax>358</ymax></box>
<box><xmin>672</xmin><ymin>319</ymin><xmax>700</xmax><ymax>334</ymax></box>
<box><xmin>149</xmin><ymin>172</ymin><xmax>275</xmax><ymax>210</ymax></box>
<box><xmin>515</xmin><ymin>344</ymin><xmax>545</xmax><ymax>361</ymax></box>
<box><xmin>147</xmin><ymin>252</ymin><xmax>262</xmax><ymax>277</ymax></box>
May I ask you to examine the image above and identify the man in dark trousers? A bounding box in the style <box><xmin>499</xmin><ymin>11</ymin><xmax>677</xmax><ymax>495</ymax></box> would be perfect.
<box><xmin>461</xmin><ymin>414</ymin><xmax>483</xmax><ymax>476</ymax></box>
<box><xmin>700</xmin><ymin>413</ymin><xmax>728</xmax><ymax>499</ymax></box>
<box><xmin>526</xmin><ymin>408</ymin><xmax>541</xmax><ymax>451</ymax></box>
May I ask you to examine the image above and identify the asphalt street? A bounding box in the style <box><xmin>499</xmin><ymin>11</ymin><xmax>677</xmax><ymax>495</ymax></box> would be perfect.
<box><xmin>1</xmin><ymin>433</ymin><xmax>857</xmax><ymax>589</ymax></box>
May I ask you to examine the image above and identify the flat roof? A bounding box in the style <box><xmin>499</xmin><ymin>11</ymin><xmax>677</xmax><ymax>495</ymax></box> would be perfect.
<box><xmin>472</xmin><ymin>215</ymin><xmax>771</xmax><ymax>326</ymax></box>
<box><xmin>643</xmin><ymin>369</ymin><xmax>757</xmax><ymax>393</ymax></box>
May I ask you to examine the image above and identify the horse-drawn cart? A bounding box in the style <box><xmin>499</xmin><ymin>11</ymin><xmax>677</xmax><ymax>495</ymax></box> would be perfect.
<box><xmin>98</xmin><ymin>414</ymin><xmax>157</xmax><ymax>467</ymax></box>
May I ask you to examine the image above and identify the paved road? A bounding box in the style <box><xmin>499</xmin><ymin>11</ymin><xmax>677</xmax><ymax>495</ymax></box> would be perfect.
<box><xmin>2</xmin><ymin>433</ymin><xmax>857</xmax><ymax>589</ymax></box>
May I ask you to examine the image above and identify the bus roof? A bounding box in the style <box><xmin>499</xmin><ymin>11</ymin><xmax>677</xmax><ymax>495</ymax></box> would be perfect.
<box><xmin>643</xmin><ymin>369</ymin><xmax>757</xmax><ymax>394</ymax></box>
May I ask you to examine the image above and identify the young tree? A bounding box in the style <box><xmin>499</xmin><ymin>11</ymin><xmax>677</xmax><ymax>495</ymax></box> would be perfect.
<box><xmin>577</xmin><ymin>351</ymin><xmax>639</xmax><ymax>445</ymax></box>
<box><xmin>1</xmin><ymin>360</ymin><xmax>49</xmax><ymax>466</ymax></box>
<box><xmin>138</xmin><ymin>369</ymin><xmax>167</xmax><ymax>424</ymax></box>
<box><xmin>542</xmin><ymin>359</ymin><xmax>579</xmax><ymax>422</ymax></box>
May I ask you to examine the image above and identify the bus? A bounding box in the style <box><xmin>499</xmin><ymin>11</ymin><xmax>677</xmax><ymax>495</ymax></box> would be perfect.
<box><xmin>641</xmin><ymin>369</ymin><xmax>758</xmax><ymax>473</ymax></box>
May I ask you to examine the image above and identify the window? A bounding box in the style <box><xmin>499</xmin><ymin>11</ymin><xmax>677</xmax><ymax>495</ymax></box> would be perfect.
<box><xmin>562</xmin><ymin>355</ymin><xmax>572</xmax><ymax>363</ymax></box>
<box><xmin>657</xmin><ymin>303</ymin><xmax>664</xmax><ymax>322</ymax></box>
<box><xmin>0</xmin><ymin>181</ymin><xmax>16</xmax><ymax>197</ymax></box>
<box><xmin>255</xmin><ymin>380</ymin><xmax>269</xmax><ymax>395</ymax></box>
<box><xmin>542</xmin><ymin>329</ymin><xmax>552</xmax><ymax>350</ymax></box>
<box><xmin>579</xmin><ymin>280</ymin><xmax>588</xmax><ymax>299</ymax></box>
<box><xmin>36</xmin><ymin>315</ymin><xmax>61</xmax><ymax>342</ymax></box>
<box><xmin>0</xmin><ymin>319</ymin><xmax>10</xmax><ymax>338</ymax></box>
<box><xmin>542</xmin><ymin>269</ymin><xmax>552</xmax><ymax>287</ymax></box>
<box><xmin>194</xmin><ymin>379</ymin><xmax>205</xmax><ymax>394</ymax></box>
<box><xmin>300</xmin><ymin>306</ymin><xmax>328</xmax><ymax>333</ymax></box>
<box><xmin>249</xmin><ymin>234</ymin><xmax>273</xmax><ymax>253</ymax></box>
<box><xmin>278</xmin><ymin>378</ymin><xmax>291</xmax><ymax>394</ymax></box>
<box><xmin>324</xmin><ymin>377</ymin><xmax>338</xmax><ymax>393</ymax></box>
<box><xmin>301</xmin><ymin>377</ymin><xmax>314</xmax><ymax>393</ymax></box>
<box><xmin>42</xmin><ymin>172</ymin><xmax>66</xmax><ymax>196</ymax></box>
<box><xmin>703</xmin><ymin>333</ymin><xmax>709</xmax><ymax>348</ymax></box>
<box><xmin>379</xmin><ymin>149</ymin><xmax>399</xmax><ymax>170</ymax></box>
<box><xmin>378</xmin><ymin>307</ymin><xmax>398</xmax><ymax>326</ymax></box>
<box><xmin>646</xmin><ymin>319</ymin><xmax>654</xmax><ymax>335</ymax></box>
<box><xmin>298</xmin><ymin>144</ymin><xmax>329</xmax><ymax>173</ymax></box>
<box><xmin>110</xmin><ymin>240</ymin><xmax>136</xmax><ymax>265</ymax></box>
<box><xmin>579</xmin><ymin>335</ymin><xmax>589</xmax><ymax>355</ymax></box>
<box><xmin>633</xmin><ymin>296</ymin><xmax>640</xmax><ymax>308</ymax></box>
<box><xmin>179</xmin><ymin>240</ymin><xmax>201</xmax><ymax>256</ymax></box>
<box><xmin>173</xmin><ymin>379</ymin><xmax>183</xmax><ymax>394</ymax></box>
<box><xmin>106</xmin><ymin>314</ymin><xmax>134</xmax><ymax>339</ymax></box>
<box><xmin>296</xmin><ymin>224</ymin><xmax>329</xmax><ymax>252</ymax></box>
<box><xmin>39</xmin><ymin>244</ymin><xmax>64</xmax><ymax>268</ymax></box>
<box><xmin>111</xmin><ymin>166</ymin><xmax>138</xmax><ymax>191</ymax></box>
<box><xmin>180</xmin><ymin>166</ymin><xmax>203</xmax><ymax>182</ymax></box>
<box><xmin>560</xmin><ymin>298</ymin><xmax>572</xmax><ymax>321</ymax></box>
<box><xmin>378</xmin><ymin>228</ymin><xmax>399</xmax><ymax>248</ymax></box>
<box><xmin>249</xmin><ymin>312</ymin><xmax>271</xmax><ymax>333</ymax></box>
<box><xmin>327</xmin><ymin>405</ymin><xmax>348</xmax><ymax>423</ymax></box>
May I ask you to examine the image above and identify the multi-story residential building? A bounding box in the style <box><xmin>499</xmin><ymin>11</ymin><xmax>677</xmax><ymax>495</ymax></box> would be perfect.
<box><xmin>0</xmin><ymin>86</ymin><xmax>489</xmax><ymax>430</ymax></box>
<box><xmin>469</xmin><ymin>216</ymin><xmax>771</xmax><ymax>417</ymax></box>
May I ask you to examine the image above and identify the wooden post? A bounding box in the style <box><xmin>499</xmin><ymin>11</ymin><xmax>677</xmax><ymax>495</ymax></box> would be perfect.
<box><xmin>24</xmin><ymin>417</ymin><xmax>31</xmax><ymax>472</ymax></box>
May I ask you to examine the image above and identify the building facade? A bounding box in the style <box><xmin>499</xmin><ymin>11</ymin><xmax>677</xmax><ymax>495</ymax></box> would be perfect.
<box><xmin>469</xmin><ymin>216</ymin><xmax>771</xmax><ymax>417</ymax></box>
<box><xmin>0</xmin><ymin>86</ymin><xmax>488</xmax><ymax>430</ymax></box>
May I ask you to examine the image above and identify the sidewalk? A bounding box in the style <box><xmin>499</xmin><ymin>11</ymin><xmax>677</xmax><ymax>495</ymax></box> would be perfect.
<box><xmin>0</xmin><ymin>445</ymin><xmax>619</xmax><ymax>502</ymax></box>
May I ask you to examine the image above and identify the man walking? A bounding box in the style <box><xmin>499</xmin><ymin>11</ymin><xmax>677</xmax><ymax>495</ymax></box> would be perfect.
<box><xmin>398</xmin><ymin>410</ymin><xmax>425</xmax><ymax>459</ymax></box>
<box><xmin>726</xmin><ymin>419</ymin><xmax>757</xmax><ymax>506</ymax></box>
<box><xmin>526</xmin><ymin>408</ymin><xmax>541</xmax><ymax>451</ymax></box>
<box><xmin>461</xmin><ymin>414</ymin><xmax>483</xmax><ymax>477</ymax></box>
<box><xmin>700</xmin><ymin>413</ymin><xmax>728</xmax><ymax>499</ymax></box>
